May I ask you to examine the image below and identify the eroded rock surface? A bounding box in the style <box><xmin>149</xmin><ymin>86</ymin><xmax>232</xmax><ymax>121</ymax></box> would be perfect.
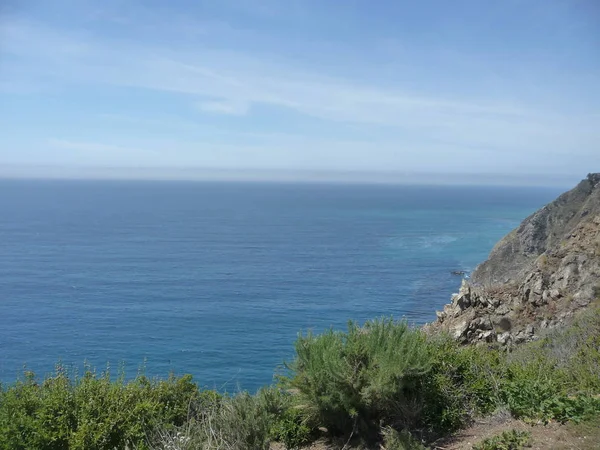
<box><xmin>428</xmin><ymin>173</ymin><xmax>600</xmax><ymax>345</ymax></box>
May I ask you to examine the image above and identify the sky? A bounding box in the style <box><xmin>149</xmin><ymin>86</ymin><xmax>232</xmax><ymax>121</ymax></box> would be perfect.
<box><xmin>1</xmin><ymin>0</ymin><xmax>599</xmax><ymax>184</ymax></box>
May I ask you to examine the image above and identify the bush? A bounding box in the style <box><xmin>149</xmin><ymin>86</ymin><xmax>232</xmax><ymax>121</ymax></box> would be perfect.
<box><xmin>501</xmin><ymin>354</ymin><xmax>563</xmax><ymax>421</ymax></box>
<box><xmin>198</xmin><ymin>391</ymin><xmax>273</xmax><ymax>450</ymax></box>
<box><xmin>282</xmin><ymin>318</ymin><xmax>432</xmax><ymax>438</ymax></box>
<box><xmin>0</xmin><ymin>367</ymin><xmax>200</xmax><ymax>450</ymax></box>
<box><xmin>501</xmin><ymin>356</ymin><xmax>600</xmax><ymax>423</ymax></box>
<box><xmin>418</xmin><ymin>336</ymin><xmax>504</xmax><ymax>431</ymax></box>
<box><xmin>540</xmin><ymin>304</ymin><xmax>600</xmax><ymax>392</ymax></box>
<box><xmin>501</xmin><ymin>305</ymin><xmax>600</xmax><ymax>423</ymax></box>
<box><xmin>269</xmin><ymin>407</ymin><xmax>312</xmax><ymax>450</ymax></box>
<box><xmin>151</xmin><ymin>389</ymin><xmax>278</xmax><ymax>450</ymax></box>
<box><xmin>419</xmin><ymin>307</ymin><xmax>600</xmax><ymax>431</ymax></box>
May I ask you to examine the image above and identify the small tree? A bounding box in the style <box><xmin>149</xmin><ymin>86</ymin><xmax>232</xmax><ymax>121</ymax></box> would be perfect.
<box><xmin>282</xmin><ymin>318</ymin><xmax>432</xmax><ymax>438</ymax></box>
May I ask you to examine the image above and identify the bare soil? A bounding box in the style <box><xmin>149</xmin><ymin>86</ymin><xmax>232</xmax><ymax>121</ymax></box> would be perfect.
<box><xmin>271</xmin><ymin>416</ymin><xmax>600</xmax><ymax>449</ymax></box>
<box><xmin>430</xmin><ymin>416</ymin><xmax>600</xmax><ymax>450</ymax></box>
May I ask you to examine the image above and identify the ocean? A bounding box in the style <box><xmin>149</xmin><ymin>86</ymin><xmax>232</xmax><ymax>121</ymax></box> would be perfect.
<box><xmin>0</xmin><ymin>180</ymin><xmax>560</xmax><ymax>391</ymax></box>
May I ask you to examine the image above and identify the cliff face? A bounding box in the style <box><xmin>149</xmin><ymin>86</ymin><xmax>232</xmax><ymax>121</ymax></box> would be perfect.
<box><xmin>429</xmin><ymin>173</ymin><xmax>600</xmax><ymax>346</ymax></box>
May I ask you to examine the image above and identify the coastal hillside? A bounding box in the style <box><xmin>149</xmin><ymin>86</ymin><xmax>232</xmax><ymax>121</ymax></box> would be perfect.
<box><xmin>430</xmin><ymin>173</ymin><xmax>600</xmax><ymax>345</ymax></box>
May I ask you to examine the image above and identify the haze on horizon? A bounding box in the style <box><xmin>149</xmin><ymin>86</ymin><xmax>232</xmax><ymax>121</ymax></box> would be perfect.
<box><xmin>1</xmin><ymin>0</ymin><xmax>599</xmax><ymax>185</ymax></box>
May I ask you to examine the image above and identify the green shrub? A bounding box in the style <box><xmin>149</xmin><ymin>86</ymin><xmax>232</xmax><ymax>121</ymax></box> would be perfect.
<box><xmin>472</xmin><ymin>429</ymin><xmax>531</xmax><ymax>450</ymax></box>
<box><xmin>544</xmin><ymin>395</ymin><xmax>600</xmax><ymax>424</ymax></box>
<box><xmin>202</xmin><ymin>391</ymin><xmax>273</xmax><ymax>450</ymax></box>
<box><xmin>282</xmin><ymin>318</ymin><xmax>432</xmax><ymax>438</ymax></box>
<box><xmin>269</xmin><ymin>407</ymin><xmax>312</xmax><ymax>450</ymax></box>
<box><xmin>258</xmin><ymin>386</ymin><xmax>313</xmax><ymax>449</ymax></box>
<box><xmin>0</xmin><ymin>370</ymin><xmax>75</xmax><ymax>450</ymax></box>
<box><xmin>419</xmin><ymin>336</ymin><xmax>504</xmax><ymax>431</ymax></box>
<box><xmin>498</xmin><ymin>359</ymin><xmax>598</xmax><ymax>423</ymax></box>
<box><xmin>0</xmin><ymin>367</ymin><xmax>200</xmax><ymax>450</ymax></box>
<box><xmin>155</xmin><ymin>390</ymin><xmax>275</xmax><ymax>450</ymax></box>
<box><xmin>542</xmin><ymin>305</ymin><xmax>600</xmax><ymax>392</ymax></box>
<box><xmin>500</xmin><ymin>349</ymin><xmax>600</xmax><ymax>423</ymax></box>
<box><xmin>501</xmin><ymin>354</ymin><xmax>563</xmax><ymax>421</ymax></box>
<box><xmin>501</xmin><ymin>305</ymin><xmax>600</xmax><ymax>423</ymax></box>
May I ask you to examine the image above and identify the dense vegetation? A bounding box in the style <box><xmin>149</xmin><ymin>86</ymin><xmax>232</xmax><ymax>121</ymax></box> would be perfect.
<box><xmin>1</xmin><ymin>305</ymin><xmax>599</xmax><ymax>449</ymax></box>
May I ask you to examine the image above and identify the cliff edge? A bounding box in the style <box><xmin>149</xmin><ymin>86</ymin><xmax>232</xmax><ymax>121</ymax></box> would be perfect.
<box><xmin>428</xmin><ymin>173</ymin><xmax>600</xmax><ymax>345</ymax></box>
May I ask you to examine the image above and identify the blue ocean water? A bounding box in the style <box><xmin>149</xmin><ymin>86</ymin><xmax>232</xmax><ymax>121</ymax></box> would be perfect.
<box><xmin>0</xmin><ymin>180</ymin><xmax>560</xmax><ymax>391</ymax></box>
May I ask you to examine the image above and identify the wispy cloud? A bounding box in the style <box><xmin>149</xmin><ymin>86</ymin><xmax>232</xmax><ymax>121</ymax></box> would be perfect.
<box><xmin>47</xmin><ymin>139</ymin><xmax>143</xmax><ymax>154</ymax></box>
<box><xmin>1</xmin><ymin>3</ymin><xmax>599</xmax><ymax>176</ymax></box>
<box><xmin>195</xmin><ymin>98</ymin><xmax>250</xmax><ymax>115</ymax></box>
<box><xmin>1</xmin><ymin>19</ymin><xmax>534</xmax><ymax>127</ymax></box>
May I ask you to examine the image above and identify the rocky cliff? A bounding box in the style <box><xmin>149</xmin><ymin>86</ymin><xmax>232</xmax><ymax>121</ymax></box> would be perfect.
<box><xmin>428</xmin><ymin>173</ymin><xmax>600</xmax><ymax>346</ymax></box>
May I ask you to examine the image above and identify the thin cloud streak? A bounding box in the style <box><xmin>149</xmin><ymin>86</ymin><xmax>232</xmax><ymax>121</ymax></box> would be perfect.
<box><xmin>1</xmin><ymin>20</ymin><xmax>541</xmax><ymax>124</ymax></box>
<box><xmin>195</xmin><ymin>99</ymin><xmax>250</xmax><ymax>115</ymax></box>
<box><xmin>4</xmin><ymin>19</ymin><xmax>598</xmax><ymax>158</ymax></box>
<box><xmin>1</xmin><ymin>4</ymin><xmax>599</xmax><ymax>177</ymax></box>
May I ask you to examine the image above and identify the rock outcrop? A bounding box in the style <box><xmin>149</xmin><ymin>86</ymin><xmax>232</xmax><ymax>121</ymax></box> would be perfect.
<box><xmin>428</xmin><ymin>173</ymin><xmax>600</xmax><ymax>346</ymax></box>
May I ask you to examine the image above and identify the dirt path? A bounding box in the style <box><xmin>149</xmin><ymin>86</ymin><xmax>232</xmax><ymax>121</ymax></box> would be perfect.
<box><xmin>431</xmin><ymin>416</ymin><xmax>600</xmax><ymax>450</ymax></box>
<box><xmin>272</xmin><ymin>417</ymin><xmax>600</xmax><ymax>449</ymax></box>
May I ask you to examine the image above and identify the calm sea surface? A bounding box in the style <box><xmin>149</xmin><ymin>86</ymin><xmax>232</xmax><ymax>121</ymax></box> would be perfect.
<box><xmin>0</xmin><ymin>180</ymin><xmax>560</xmax><ymax>391</ymax></box>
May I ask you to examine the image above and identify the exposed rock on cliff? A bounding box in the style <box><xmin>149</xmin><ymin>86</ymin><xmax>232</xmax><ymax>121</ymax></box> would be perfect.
<box><xmin>429</xmin><ymin>173</ymin><xmax>600</xmax><ymax>345</ymax></box>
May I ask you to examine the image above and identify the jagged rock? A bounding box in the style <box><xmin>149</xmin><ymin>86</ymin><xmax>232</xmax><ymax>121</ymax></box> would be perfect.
<box><xmin>480</xmin><ymin>317</ymin><xmax>494</xmax><ymax>330</ymax></box>
<box><xmin>496</xmin><ymin>317</ymin><xmax>512</xmax><ymax>332</ymax></box>
<box><xmin>456</xmin><ymin>293</ymin><xmax>471</xmax><ymax>310</ymax></box>
<box><xmin>479</xmin><ymin>330</ymin><xmax>495</xmax><ymax>342</ymax></box>
<box><xmin>497</xmin><ymin>332</ymin><xmax>512</xmax><ymax>345</ymax></box>
<box><xmin>542</xmin><ymin>289</ymin><xmax>552</xmax><ymax>303</ymax></box>
<box><xmin>496</xmin><ymin>304</ymin><xmax>510</xmax><ymax>315</ymax></box>
<box><xmin>427</xmin><ymin>173</ymin><xmax>600</xmax><ymax>345</ymax></box>
<box><xmin>452</xmin><ymin>320</ymin><xmax>470</xmax><ymax>341</ymax></box>
<box><xmin>514</xmin><ymin>331</ymin><xmax>527</xmax><ymax>344</ymax></box>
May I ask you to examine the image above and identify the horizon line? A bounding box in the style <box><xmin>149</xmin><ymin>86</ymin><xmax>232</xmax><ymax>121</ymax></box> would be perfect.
<box><xmin>0</xmin><ymin>165</ymin><xmax>582</xmax><ymax>188</ymax></box>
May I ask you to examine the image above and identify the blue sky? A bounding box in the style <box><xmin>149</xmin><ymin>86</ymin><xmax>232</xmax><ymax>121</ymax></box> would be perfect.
<box><xmin>1</xmin><ymin>0</ymin><xmax>599</xmax><ymax>182</ymax></box>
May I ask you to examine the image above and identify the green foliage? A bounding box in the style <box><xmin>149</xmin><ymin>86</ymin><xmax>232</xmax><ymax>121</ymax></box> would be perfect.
<box><xmin>543</xmin><ymin>395</ymin><xmax>600</xmax><ymax>424</ymax></box>
<box><xmin>501</xmin><ymin>305</ymin><xmax>600</xmax><ymax>423</ymax></box>
<box><xmin>501</xmin><ymin>354</ymin><xmax>563</xmax><ymax>421</ymax></box>
<box><xmin>419</xmin><ymin>336</ymin><xmax>503</xmax><ymax>431</ymax></box>
<box><xmin>472</xmin><ymin>429</ymin><xmax>531</xmax><ymax>450</ymax></box>
<box><xmin>269</xmin><ymin>407</ymin><xmax>312</xmax><ymax>450</ymax></box>
<box><xmin>283</xmin><ymin>318</ymin><xmax>432</xmax><ymax>437</ymax></box>
<box><xmin>199</xmin><ymin>391</ymin><xmax>273</xmax><ymax>450</ymax></box>
<box><xmin>260</xmin><ymin>386</ymin><xmax>313</xmax><ymax>449</ymax></box>
<box><xmin>416</xmin><ymin>305</ymin><xmax>600</xmax><ymax>432</ymax></box>
<box><xmin>0</xmin><ymin>367</ymin><xmax>199</xmax><ymax>450</ymax></box>
<box><xmin>501</xmin><ymin>356</ymin><xmax>600</xmax><ymax>423</ymax></box>
<box><xmin>150</xmin><ymin>389</ymin><xmax>278</xmax><ymax>450</ymax></box>
<box><xmin>542</xmin><ymin>304</ymin><xmax>600</xmax><ymax>392</ymax></box>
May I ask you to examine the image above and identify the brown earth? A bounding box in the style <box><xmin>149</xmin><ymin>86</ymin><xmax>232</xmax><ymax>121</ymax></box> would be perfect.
<box><xmin>431</xmin><ymin>416</ymin><xmax>600</xmax><ymax>450</ymax></box>
<box><xmin>272</xmin><ymin>417</ymin><xmax>600</xmax><ymax>449</ymax></box>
